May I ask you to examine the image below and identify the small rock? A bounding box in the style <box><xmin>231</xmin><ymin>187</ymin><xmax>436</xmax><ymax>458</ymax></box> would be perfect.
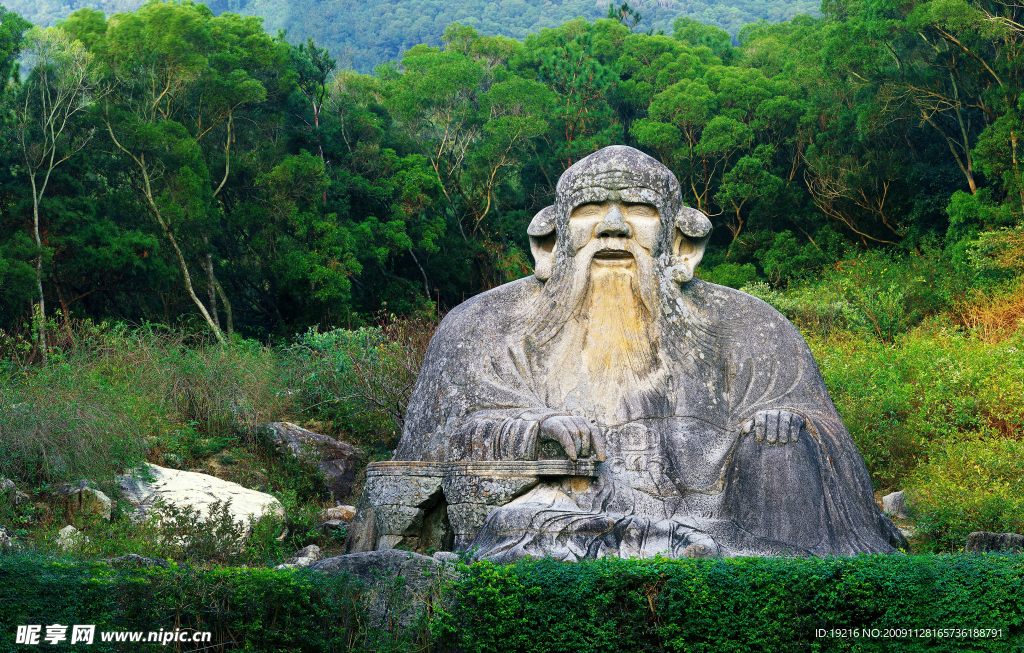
<box><xmin>432</xmin><ymin>551</ymin><xmax>460</xmax><ymax>563</ymax></box>
<box><xmin>0</xmin><ymin>525</ymin><xmax>18</xmax><ymax>550</ymax></box>
<box><xmin>56</xmin><ymin>525</ymin><xmax>89</xmax><ymax>551</ymax></box>
<box><xmin>103</xmin><ymin>554</ymin><xmax>170</xmax><ymax>569</ymax></box>
<box><xmin>965</xmin><ymin>531</ymin><xmax>1024</xmax><ymax>553</ymax></box>
<box><xmin>55</xmin><ymin>482</ymin><xmax>112</xmax><ymax>521</ymax></box>
<box><xmin>682</xmin><ymin>543</ymin><xmax>715</xmax><ymax>558</ymax></box>
<box><xmin>319</xmin><ymin>519</ymin><xmax>345</xmax><ymax>533</ymax></box>
<box><xmin>882</xmin><ymin>491</ymin><xmax>909</xmax><ymax>519</ymax></box>
<box><xmin>0</xmin><ymin>478</ymin><xmax>29</xmax><ymax>505</ymax></box>
<box><xmin>321</xmin><ymin>505</ymin><xmax>356</xmax><ymax>521</ymax></box>
<box><xmin>293</xmin><ymin>544</ymin><xmax>322</xmax><ymax>561</ymax></box>
<box><xmin>275</xmin><ymin>544</ymin><xmax>324</xmax><ymax>569</ymax></box>
<box><xmin>259</xmin><ymin>423</ymin><xmax>365</xmax><ymax>501</ymax></box>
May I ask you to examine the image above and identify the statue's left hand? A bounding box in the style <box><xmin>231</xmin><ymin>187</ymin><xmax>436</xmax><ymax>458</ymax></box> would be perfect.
<box><xmin>740</xmin><ymin>410</ymin><xmax>804</xmax><ymax>444</ymax></box>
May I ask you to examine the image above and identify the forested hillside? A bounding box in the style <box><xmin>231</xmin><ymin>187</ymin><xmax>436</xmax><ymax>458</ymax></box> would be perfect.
<box><xmin>6</xmin><ymin>0</ymin><xmax>819</xmax><ymax>71</ymax></box>
<box><xmin>1</xmin><ymin>0</ymin><xmax>1019</xmax><ymax>339</ymax></box>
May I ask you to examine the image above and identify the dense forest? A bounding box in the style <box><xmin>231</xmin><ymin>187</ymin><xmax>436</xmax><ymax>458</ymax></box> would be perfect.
<box><xmin>0</xmin><ymin>0</ymin><xmax>1019</xmax><ymax>340</ymax></box>
<box><xmin>4</xmin><ymin>0</ymin><xmax>820</xmax><ymax>71</ymax></box>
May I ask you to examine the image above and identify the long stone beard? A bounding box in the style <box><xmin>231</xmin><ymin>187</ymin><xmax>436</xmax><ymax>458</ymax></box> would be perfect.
<box><xmin>580</xmin><ymin>262</ymin><xmax>658</xmax><ymax>384</ymax></box>
<box><xmin>526</xmin><ymin>240</ymin><xmax>669</xmax><ymax>424</ymax></box>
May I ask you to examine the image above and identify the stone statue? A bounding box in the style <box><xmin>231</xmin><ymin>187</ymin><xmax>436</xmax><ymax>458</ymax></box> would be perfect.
<box><xmin>345</xmin><ymin>146</ymin><xmax>906</xmax><ymax>561</ymax></box>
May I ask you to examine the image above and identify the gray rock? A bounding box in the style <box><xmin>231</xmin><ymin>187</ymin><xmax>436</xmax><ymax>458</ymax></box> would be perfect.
<box><xmin>259</xmin><ymin>422</ymin><xmax>365</xmax><ymax>500</ymax></box>
<box><xmin>274</xmin><ymin>545</ymin><xmax>325</xmax><ymax>570</ymax></box>
<box><xmin>56</xmin><ymin>525</ymin><xmax>89</xmax><ymax>551</ymax></box>
<box><xmin>0</xmin><ymin>525</ymin><xmax>18</xmax><ymax>550</ymax></box>
<box><xmin>965</xmin><ymin>531</ymin><xmax>1024</xmax><ymax>553</ymax></box>
<box><xmin>117</xmin><ymin>463</ymin><xmax>284</xmax><ymax>531</ymax></box>
<box><xmin>349</xmin><ymin>146</ymin><xmax>906</xmax><ymax>561</ymax></box>
<box><xmin>0</xmin><ymin>478</ymin><xmax>29</xmax><ymax>505</ymax></box>
<box><xmin>882</xmin><ymin>490</ymin><xmax>909</xmax><ymax>519</ymax></box>
<box><xmin>309</xmin><ymin>550</ymin><xmax>458</xmax><ymax>627</ymax></box>
<box><xmin>322</xmin><ymin>505</ymin><xmax>356</xmax><ymax>521</ymax></box>
<box><xmin>54</xmin><ymin>482</ymin><xmax>112</xmax><ymax>521</ymax></box>
<box><xmin>102</xmin><ymin>554</ymin><xmax>170</xmax><ymax>569</ymax></box>
<box><xmin>320</xmin><ymin>519</ymin><xmax>345</xmax><ymax>532</ymax></box>
<box><xmin>432</xmin><ymin>551</ymin><xmax>461</xmax><ymax>563</ymax></box>
<box><xmin>293</xmin><ymin>544</ymin><xmax>323</xmax><ymax>561</ymax></box>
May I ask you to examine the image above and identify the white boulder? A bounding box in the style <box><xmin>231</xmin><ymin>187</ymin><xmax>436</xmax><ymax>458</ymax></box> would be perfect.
<box><xmin>118</xmin><ymin>464</ymin><xmax>284</xmax><ymax>529</ymax></box>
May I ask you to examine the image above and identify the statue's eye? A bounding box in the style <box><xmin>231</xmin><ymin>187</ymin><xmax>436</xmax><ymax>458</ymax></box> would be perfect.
<box><xmin>570</xmin><ymin>203</ymin><xmax>604</xmax><ymax>219</ymax></box>
<box><xmin>625</xmin><ymin>203</ymin><xmax>658</xmax><ymax>218</ymax></box>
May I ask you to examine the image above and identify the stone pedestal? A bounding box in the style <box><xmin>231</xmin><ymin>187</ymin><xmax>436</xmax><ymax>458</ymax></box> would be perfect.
<box><xmin>345</xmin><ymin>459</ymin><xmax>598</xmax><ymax>554</ymax></box>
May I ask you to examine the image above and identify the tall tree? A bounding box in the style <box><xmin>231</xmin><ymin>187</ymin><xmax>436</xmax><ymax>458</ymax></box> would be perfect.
<box><xmin>15</xmin><ymin>26</ymin><xmax>95</xmax><ymax>356</ymax></box>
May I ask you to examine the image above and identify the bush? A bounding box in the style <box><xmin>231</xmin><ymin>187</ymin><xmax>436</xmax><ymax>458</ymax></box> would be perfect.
<box><xmin>0</xmin><ymin>322</ymin><xmax>292</xmax><ymax>486</ymax></box>
<box><xmin>0</xmin><ymin>553</ymin><xmax>385</xmax><ymax>652</ymax></box>
<box><xmin>435</xmin><ymin>555</ymin><xmax>1024</xmax><ymax>652</ymax></box>
<box><xmin>909</xmin><ymin>438</ymin><xmax>1024</xmax><ymax>553</ymax></box>
<box><xmin>3</xmin><ymin>553</ymin><xmax>1021</xmax><ymax>652</ymax></box>
<box><xmin>287</xmin><ymin>315</ymin><xmax>437</xmax><ymax>448</ymax></box>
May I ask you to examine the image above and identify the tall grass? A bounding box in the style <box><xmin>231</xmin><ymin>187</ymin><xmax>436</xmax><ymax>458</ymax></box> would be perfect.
<box><xmin>0</xmin><ymin>321</ymin><xmax>291</xmax><ymax>486</ymax></box>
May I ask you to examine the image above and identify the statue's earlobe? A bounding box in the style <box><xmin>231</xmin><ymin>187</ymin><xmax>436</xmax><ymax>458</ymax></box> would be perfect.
<box><xmin>669</xmin><ymin>207</ymin><xmax>712</xmax><ymax>285</ymax></box>
<box><xmin>528</xmin><ymin>206</ymin><xmax>557</xmax><ymax>281</ymax></box>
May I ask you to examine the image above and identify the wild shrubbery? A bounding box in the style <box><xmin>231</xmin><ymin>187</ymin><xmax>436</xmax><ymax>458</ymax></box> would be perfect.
<box><xmin>742</xmin><ymin>251</ymin><xmax>1024</xmax><ymax>551</ymax></box>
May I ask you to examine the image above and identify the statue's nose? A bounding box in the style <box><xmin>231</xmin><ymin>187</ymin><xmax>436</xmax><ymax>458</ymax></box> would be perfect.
<box><xmin>595</xmin><ymin>205</ymin><xmax>632</xmax><ymax>238</ymax></box>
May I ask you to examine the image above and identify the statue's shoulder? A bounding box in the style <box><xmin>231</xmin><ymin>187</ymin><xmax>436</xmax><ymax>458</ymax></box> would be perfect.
<box><xmin>434</xmin><ymin>276</ymin><xmax>542</xmax><ymax>336</ymax></box>
<box><xmin>686</xmin><ymin>279</ymin><xmax>804</xmax><ymax>345</ymax></box>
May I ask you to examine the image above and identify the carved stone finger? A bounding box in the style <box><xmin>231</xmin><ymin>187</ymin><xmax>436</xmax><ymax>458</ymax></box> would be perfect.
<box><xmin>590</xmin><ymin>424</ymin><xmax>607</xmax><ymax>461</ymax></box>
<box><xmin>790</xmin><ymin>414</ymin><xmax>803</xmax><ymax>442</ymax></box>
<box><xmin>559</xmin><ymin>426</ymin><xmax>578</xmax><ymax>461</ymax></box>
<box><xmin>741</xmin><ymin>419</ymin><xmax>754</xmax><ymax>435</ymax></box>
<box><xmin>754</xmin><ymin>411</ymin><xmax>766</xmax><ymax>441</ymax></box>
<box><xmin>766</xmin><ymin>410</ymin><xmax>779</xmax><ymax>444</ymax></box>
<box><xmin>779</xmin><ymin>411</ymin><xmax>791</xmax><ymax>444</ymax></box>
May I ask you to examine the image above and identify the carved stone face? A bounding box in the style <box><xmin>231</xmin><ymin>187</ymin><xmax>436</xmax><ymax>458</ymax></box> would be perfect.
<box><xmin>529</xmin><ymin>146</ymin><xmax>713</xmax><ymax>285</ymax></box>
<box><xmin>568</xmin><ymin>198</ymin><xmax>661</xmax><ymax>263</ymax></box>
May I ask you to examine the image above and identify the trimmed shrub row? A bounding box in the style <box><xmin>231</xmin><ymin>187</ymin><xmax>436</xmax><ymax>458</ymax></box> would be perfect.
<box><xmin>2</xmin><ymin>553</ymin><xmax>1022</xmax><ymax>652</ymax></box>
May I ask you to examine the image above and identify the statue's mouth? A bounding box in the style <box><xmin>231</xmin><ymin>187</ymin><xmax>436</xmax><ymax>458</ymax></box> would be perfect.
<box><xmin>592</xmin><ymin>249</ymin><xmax>634</xmax><ymax>260</ymax></box>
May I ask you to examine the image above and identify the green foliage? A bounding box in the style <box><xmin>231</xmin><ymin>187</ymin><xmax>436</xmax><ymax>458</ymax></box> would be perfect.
<box><xmin>0</xmin><ymin>321</ymin><xmax>291</xmax><ymax>486</ymax></box>
<box><xmin>807</xmin><ymin>323</ymin><xmax>1024</xmax><ymax>492</ymax></box>
<box><xmin>288</xmin><ymin>316</ymin><xmax>437</xmax><ymax>447</ymax></box>
<box><xmin>436</xmin><ymin>556</ymin><xmax>1024</xmax><ymax>651</ymax></box>
<box><xmin>0</xmin><ymin>552</ymin><xmax>381</xmax><ymax>652</ymax></box>
<box><xmin>910</xmin><ymin>438</ymin><xmax>1024</xmax><ymax>553</ymax></box>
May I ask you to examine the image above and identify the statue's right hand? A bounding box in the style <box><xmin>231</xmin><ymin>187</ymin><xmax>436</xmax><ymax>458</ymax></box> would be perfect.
<box><xmin>539</xmin><ymin>415</ymin><xmax>606</xmax><ymax>462</ymax></box>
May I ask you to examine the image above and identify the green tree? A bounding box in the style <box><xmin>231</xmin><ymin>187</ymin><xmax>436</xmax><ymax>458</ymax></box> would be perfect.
<box><xmin>14</xmin><ymin>26</ymin><xmax>96</xmax><ymax>356</ymax></box>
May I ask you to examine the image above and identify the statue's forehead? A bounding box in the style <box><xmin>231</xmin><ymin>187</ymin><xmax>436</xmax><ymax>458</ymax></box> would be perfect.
<box><xmin>563</xmin><ymin>184</ymin><xmax>665</xmax><ymax>210</ymax></box>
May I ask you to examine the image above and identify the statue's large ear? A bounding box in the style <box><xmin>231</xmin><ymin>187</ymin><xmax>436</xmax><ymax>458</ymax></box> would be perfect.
<box><xmin>528</xmin><ymin>206</ymin><xmax>557</xmax><ymax>281</ymax></box>
<box><xmin>670</xmin><ymin>207</ymin><xmax>712</xmax><ymax>285</ymax></box>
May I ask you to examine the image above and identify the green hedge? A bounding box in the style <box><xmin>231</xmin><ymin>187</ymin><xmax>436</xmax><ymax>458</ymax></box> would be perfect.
<box><xmin>436</xmin><ymin>556</ymin><xmax>1024</xmax><ymax>653</ymax></box>
<box><xmin>2</xmin><ymin>554</ymin><xmax>1022</xmax><ymax>652</ymax></box>
<box><xmin>0</xmin><ymin>554</ymin><xmax>388</xmax><ymax>653</ymax></box>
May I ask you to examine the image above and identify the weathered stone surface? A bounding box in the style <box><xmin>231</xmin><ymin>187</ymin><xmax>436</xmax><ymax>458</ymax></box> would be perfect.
<box><xmin>102</xmin><ymin>554</ymin><xmax>170</xmax><ymax>569</ymax></box>
<box><xmin>882</xmin><ymin>491</ymin><xmax>909</xmax><ymax>519</ymax></box>
<box><xmin>965</xmin><ymin>531</ymin><xmax>1024</xmax><ymax>553</ymax></box>
<box><xmin>54</xmin><ymin>482</ymin><xmax>112</xmax><ymax>521</ymax></box>
<box><xmin>118</xmin><ymin>463</ymin><xmax>284</xmax><ymax>529</ymax></box>
<box><xmin>322</xmin><ymin>505</ymin><xmax>357</xmax><ymax>521</ymax></box>
<box><xmin>56</xmin><ymin>525</ymin><xmax>88</xmax><ymax>551</ymax></box>
<box><xmin>0</xmin><ymin>525</ymin><xmax>17</xmax><ymax>550</ymax></box>
<box><xmin>0</xmin><ymin>478</ymin><xmax>29</xmax><ymax>505</ymax></box>
<box><xmin>350</xmin><ymin>146</ymin><xmax>905</xmax><ymax>561</ymax></box>
<box><xmin>309</xmin><ymin>550</ymin><xmax>459</xmax><ymax>628</ymax></box>
<box><xmin>259</xmin><ymin>422</ymin><xmax>364</xmax><ymax>500</ymax></box>
<box><xmin>275</xmin><ymin>544</ymin><xmax>323</xmax><ymax>569</ymax></box>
